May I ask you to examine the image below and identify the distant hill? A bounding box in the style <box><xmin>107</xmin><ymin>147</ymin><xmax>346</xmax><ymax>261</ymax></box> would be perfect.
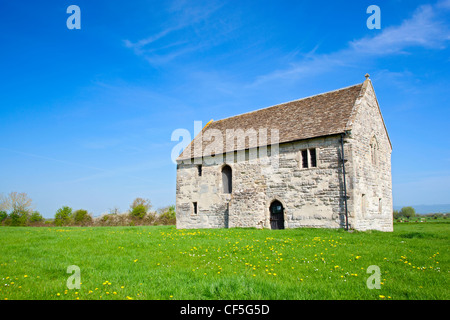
<box><xmin>394</xmin><ymin>204</ymin><xmax>450</xmax><ymax>214</ymax></box>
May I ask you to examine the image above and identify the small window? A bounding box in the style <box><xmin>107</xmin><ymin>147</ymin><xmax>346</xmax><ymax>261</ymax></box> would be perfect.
<box><xmin>309</xmin><ymin>148</ymin><xmax>317</xmax><ymax>167</ymax></box>
<box><xmin>370</xmin><ymin>136</ymin><xmax>378</xmax><ymax>165</ymax></box>
<box><xmin>301</xmin><ymin>150</ymin><xmax>308</xmax><ymax>168</ymax></box>
<box><xmin>193</xmin><ymin>202</ymin><xmax>198</xmax><ymax>214</ymax></box>
<box><xmin>301</xmin><ymin>148</ymin><xmax>317</xmax><ymax>168</ymax></box>
<box><xmin>378</xmin><ymin>198</ymin><xmax>382</xmax><ymax>214</ymax></box>
<box><xmin>361</xmin><ymin>194</ymin><xmax>366</xmax><ymax>214</ymax></box>
<box><xmin>222</xmin><ymin>165</ymin><xmax>232</xmax><ymax>194</ymax></box>
<box><xmin>197</xmin><ymin>165</ymin><xmax>202</xmax><ymax>176</ymax></box>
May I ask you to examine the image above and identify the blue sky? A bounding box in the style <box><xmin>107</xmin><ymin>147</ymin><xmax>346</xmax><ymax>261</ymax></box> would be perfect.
<box><xmin>1</xmin><ymin>0</ymin><xmax>449</xmax><ymax>218</ymax></box>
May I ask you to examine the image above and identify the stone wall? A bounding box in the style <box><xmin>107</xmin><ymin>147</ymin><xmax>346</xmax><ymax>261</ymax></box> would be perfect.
<box><xmin>346</xmin><ymin>81</ymin><xmax>393</xmax><ymax>231</ymax></box>
<box><xmin>176</xmin><ymin>136</ymin><xmax>349</xmax><ymax>230</ymax></box>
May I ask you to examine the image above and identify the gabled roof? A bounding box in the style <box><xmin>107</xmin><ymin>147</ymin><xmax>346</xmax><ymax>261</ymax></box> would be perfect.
<box><xmin>177</xmin><ymin>80</ymin><xmax>368</xmax><ymax>161</ymax></box>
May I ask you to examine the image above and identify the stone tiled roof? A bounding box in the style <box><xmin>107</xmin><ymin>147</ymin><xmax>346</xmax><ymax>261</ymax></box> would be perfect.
<box><xmin>177</xmin><ymin>81</ymin><xmax>366</xmax><ymax>161</ymax></box>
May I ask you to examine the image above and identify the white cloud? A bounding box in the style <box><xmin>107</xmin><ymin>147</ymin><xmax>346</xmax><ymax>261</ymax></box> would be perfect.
<box><xmin>350</xmin><ymin>4</ymin><xmax>450</xmax><ymax>54</ymax></box>
<box><xmin>250</xmin><ymin>1</ymin><xmax>450</xmax><ymax>86</ymax></box>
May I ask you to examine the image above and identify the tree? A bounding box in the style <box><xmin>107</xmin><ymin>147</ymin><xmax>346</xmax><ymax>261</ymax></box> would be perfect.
<box><xmin>29</xmin><ymin>211</ymin><xmax>44</xmax><ymax>223</ymax></box>
<box><xmin>129</xmin><ymin>198</ymin><xmax>152</xmax><ymax>219</ymax></box>
<box><xmin>400</xmin><ymin>206</ymin><xmax>416</xmax><ymax>219</ymax></box>
<box><xmin>9</xmin><ymin>209</ymin><xmax>29</xmax><ymax>226</ymax></box>
<box><xmin>54</xmin><ymin>206</ymin><xmax>73</xmax><ymax>226</ymax></box>
<box><xmin>130</xmin><ymin>198</ymin><xmax>152</xmax><ymax>212</ymax></box>
<box><xmin>0</xmin><ymin>211</ymin><xmax>7</xmax><ymax>222</ymax></box>
<box><xmin>0</xmin><ymin>192</ymin><xmax>34</xmax><ymax>214</ymax></box>
<box><xmin>130</xmin><ymin>205</ymin><xmax>147</xmax><ymax>219</ymax></box>
<box><xmin>108</xmin><ymin>206</ymin><xmax>120</xmax><ymax>215</ymax></box>
<box><xmin>393</xmin><ymin>210</ymin><xmax>400</xmax><ymax>219</ymax></box>
<box><xmin>73</xmin><ymin>209</ymin><xmax>92</xmax><ymax>225</ymax></box>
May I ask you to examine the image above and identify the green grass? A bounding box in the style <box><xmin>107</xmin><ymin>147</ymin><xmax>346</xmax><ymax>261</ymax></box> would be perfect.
<box><xmin>0</xmin><ymin>221</ymin><xmax>448</xmax><ymax>300</ymax></box>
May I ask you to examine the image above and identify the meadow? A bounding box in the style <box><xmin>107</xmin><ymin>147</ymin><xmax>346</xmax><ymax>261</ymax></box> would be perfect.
<box><xmin>0</xmin><ymin>221</ymin><xmax>448</xmax><ymax>300</ymax></box>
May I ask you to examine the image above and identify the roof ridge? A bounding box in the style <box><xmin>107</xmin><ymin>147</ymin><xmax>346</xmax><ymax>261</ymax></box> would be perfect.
<box><xmin>213</xmin><ymin>82</ymin><xmax>364</xmax><ymax>124</ymax></box>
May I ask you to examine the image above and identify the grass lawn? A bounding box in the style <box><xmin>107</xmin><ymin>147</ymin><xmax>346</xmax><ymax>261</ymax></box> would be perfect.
<box><xmin>0</xmin><ymin>221</ymin><xmax>448</xmax><ymax>300</ymax></box>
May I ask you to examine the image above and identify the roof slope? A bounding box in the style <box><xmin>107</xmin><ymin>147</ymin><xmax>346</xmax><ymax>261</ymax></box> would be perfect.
<box><xmin>178</xmin><ymin>81</ymin><xmax>365</xmax><ymax>161</ymax></box>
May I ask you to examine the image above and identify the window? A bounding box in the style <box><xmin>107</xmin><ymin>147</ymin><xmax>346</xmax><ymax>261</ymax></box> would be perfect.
<box><xmin>193</xmin><ymin>202</ymin><xmax>198</xmax><ymax>214</ymax></box>
<box><xmin>370</xmin><ymin>136</ymin><xmax>378</xmax><ymax>165</ymax></box>
<box><xmin>222</xmin><ymin>165</ymin><xmax>232</xmax><ymax>194</ymax></box>
<box><xmin>301</xmin><ymin>148</ymin><xmax>317</xmax><ymax>168</ymax></box>
<box><xmin>197</xmin><ymin>165</ymin><xmax>202</xmax><ymax>177</ymax></box>
<box><xmin>301</xmin><ymin>150</ymin><xmax>308</xmax><ymax>168</ymax></box>
<box><xmin>361</xmin><ymin>194</ymin><xmax>366</xmax><ymax>215</ymax></box>
<box><xmin>378</xmin><ymin>198</ymin><xmax>382</xmax><ymax>214</ymax></box>
<box><xmin>309</xmin><ymin>148</ymin><xmax>317</xmax><ymax>167</ymax></box>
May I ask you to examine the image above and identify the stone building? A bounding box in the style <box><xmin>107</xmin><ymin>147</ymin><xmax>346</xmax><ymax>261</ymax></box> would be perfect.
<box><xmin>175</xmin><ymin>75</ymin><xmax>393</xmax><ymax>231</ymax></box>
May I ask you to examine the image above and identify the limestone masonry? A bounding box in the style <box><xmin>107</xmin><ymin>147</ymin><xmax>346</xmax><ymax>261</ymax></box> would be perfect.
<box><xmin>175</xmin><ymin>75</ymin><xmax>393</xmax><ymax>231</ymax></box>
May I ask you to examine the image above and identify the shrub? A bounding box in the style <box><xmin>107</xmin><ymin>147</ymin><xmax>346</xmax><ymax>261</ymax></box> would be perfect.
<box><xmin>73</xmin><ymin>209</ymin><xmax>92</xmax><ymax>225</ymax></box>
<box><xmin>129</xmin><ymin>204</ymin><xmax>147</xmax><ymax>219</ymax></box>
<box><xmin>157</xmin><ymin>205</ymin><xmax>176</xmax><ymax>225</ymax></box>
<box><xmin>9</xmin><ymin>210</ymin><xmax>29</xmax><ymax>226</ymax></box>
<box><xmin>130</xmin><ymin>198</ymin><xmax>151</xmax><ymax>212</ymax></box>
<box><xmin>54</xmin><ymin>206</ymin><xmax>73</xmax><ymax>226</ymax></box>
<box><xmin>29</xmin><ymin>211</ymin><xmax>44</xmax><ymax>223</ymax></box>
<box><xmin>0</xmin><ymin>211</ymin><xmax>7</xmax><ymax>222</ymax></box>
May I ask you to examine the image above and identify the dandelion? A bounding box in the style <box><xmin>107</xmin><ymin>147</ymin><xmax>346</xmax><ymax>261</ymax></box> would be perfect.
<box><xmin>379</xmin><ymin>295</ymin><xmax>385</xmax><ymax>299</ymax></box>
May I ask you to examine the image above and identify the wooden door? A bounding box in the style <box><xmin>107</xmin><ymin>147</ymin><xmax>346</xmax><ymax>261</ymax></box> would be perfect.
<box><xmin>270</xmin><ymin>201</ymin><xmax>284</xmax><ymax>230</ymax></box>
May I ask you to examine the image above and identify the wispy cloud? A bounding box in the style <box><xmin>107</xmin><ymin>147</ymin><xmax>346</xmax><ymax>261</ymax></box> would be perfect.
<box><xmin>124</xmin><ymin>0</ymin><xmax>229</xmax><ymax>65</ymax></box>
<box><xmin>350</xmin><ymin>3</ymin><xmax>450</xmax><ymax>54</ymax></box>
<box><xmin>250</xmin><ymin>1</ymin><xmax>450</xmax><ymax>86</ymax></box>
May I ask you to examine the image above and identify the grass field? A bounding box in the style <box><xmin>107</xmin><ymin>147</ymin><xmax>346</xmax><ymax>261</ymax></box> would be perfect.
<box><xmin>0</xmin><ymin>221</ymin><xmax>448</xmax><ymax>300</ymax></box>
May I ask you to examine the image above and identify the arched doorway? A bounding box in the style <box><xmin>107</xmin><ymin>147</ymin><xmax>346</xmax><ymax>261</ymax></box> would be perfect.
<box><xmin>270</xmin><ymin>200</ymin><xmax>284</xmax><ymax>230</ymax></box>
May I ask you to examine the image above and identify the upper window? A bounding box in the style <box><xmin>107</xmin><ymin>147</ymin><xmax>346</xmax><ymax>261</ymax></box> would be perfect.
<box><xmin>301</xmin><ymin>148</ymin><xmax>317</xmax><ymax>168</ymax></box>
<box><xmin>197</xmin><ymin>165</ymin><xmax>202</xmax><ymax>176</ymax></box>
<box><xmin>309</xmin><ymin>149</ymin><xmax>317</xmax><ymax>167</ymax></box>
<box><xmin>222</xmin><ymin>165</ymin><xmax>232</xmax><ymax>194</ymax></box>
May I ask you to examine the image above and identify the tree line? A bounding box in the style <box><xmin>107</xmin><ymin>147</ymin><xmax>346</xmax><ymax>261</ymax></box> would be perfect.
<box><xmin>393</xmin><ymin>206</ymin><xmax>448</xmax><ymax>221</ymax></box>
<box><xmin>0</xmin><ymin>192</ymin><xmax>175</xmax><ymax>227</ymax></box>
